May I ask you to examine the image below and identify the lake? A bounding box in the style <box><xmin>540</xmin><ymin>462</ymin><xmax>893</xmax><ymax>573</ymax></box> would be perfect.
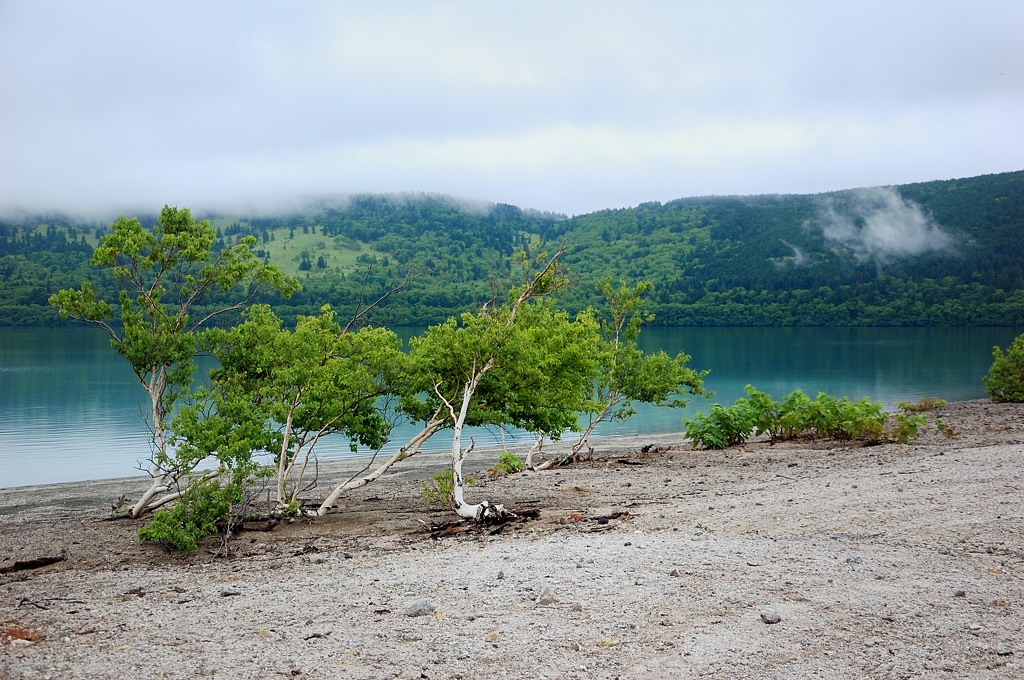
<box><xmin>2</xmin><ymin>325</ymin><xmax>1020</xmax><ymax>488</ymax></box>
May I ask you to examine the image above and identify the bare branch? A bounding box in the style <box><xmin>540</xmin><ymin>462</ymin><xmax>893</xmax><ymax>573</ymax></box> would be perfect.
<box><xmin>342</xmin><ymin>264</ymin><xmax>414</xmax><ymax>334</ymax></box>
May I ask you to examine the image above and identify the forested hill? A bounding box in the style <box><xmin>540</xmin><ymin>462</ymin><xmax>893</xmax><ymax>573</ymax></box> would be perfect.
<box><xmin>2</xmin><ymin>172</ymin><xmax>1023</xmax><ymax>327</ymax></box>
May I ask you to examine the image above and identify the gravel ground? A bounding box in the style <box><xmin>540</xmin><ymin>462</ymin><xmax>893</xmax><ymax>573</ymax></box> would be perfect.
<box><xmin>1</xmin><ymin>399</ymin><xmax>1022</xmax><ymax>679</ymax></box>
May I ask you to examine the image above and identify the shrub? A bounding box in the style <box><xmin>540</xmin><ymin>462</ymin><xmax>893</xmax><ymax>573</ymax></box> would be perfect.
<box><xmin>685</xmin><ymin>386</ymin><xmax>911</xmax><ymax>449</ymax></box>
<box><xmin>895</xmin><ymin>398</ymin><xmax>948</xmax><ymax>412</ymax></box>
<box><xmin>138</xmin><ymin>478</ymin><xmax>235</xmax><ymax>552</ymax></box>
<box><xmin>420</xmin><ymin>469</ymin><xmax>475</xmax><ymax>508</ymax></box>
<box><xmin>683</xmin><ymin>402</ymin><xmax>756</xmax><ymax>449</ymax></box>
<box><xmin>983</xmin><ymin>333</ymin><xmax>1024</xmax><ymax>403</ymax></box>
<box><xmin>492</xmin><ymin>451</ymin><xmax>525</xmax><ymax>475</ymax></box>
<box><xmin>805</xmin><ymin>393</ymin><xmax>886</xmax><ymax>442</ymax></box>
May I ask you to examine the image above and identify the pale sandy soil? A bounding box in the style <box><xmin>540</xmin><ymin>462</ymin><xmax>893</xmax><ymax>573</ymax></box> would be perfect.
<box><xmin>1</xmin><ymin>399</ymin><xmax>1022</xmax><ymax>679</ymax></box>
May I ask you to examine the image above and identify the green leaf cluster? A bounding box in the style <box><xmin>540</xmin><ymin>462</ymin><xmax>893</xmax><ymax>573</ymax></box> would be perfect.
<box><xmin>983</xmin><ymin>332</ymin><xmax>1024</xmax><ymax>402</ymax></box>
<box><xmin>419</xmin><ymin>469</ymin><xmax>475</xmax><ymax>508</ymax></box>
<box><xmin>137</xmin><ymin>477</ymin><xmax>237</xmax><ymax>552</ymax></box>
<box><xmin>405</xmin><ymin>299</ymin><xmax>603</xmax><ymax>440</ymax></box>
<box><xmin>684</xmin><ymin>386</ymin><xmax>890</xmax><ymax>449</ymax></box>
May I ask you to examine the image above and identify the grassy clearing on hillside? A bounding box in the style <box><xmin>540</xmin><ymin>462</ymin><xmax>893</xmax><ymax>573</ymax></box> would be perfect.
<box><xmin>210</xmin><ymin>220</ymin><xmax>389</xmax><ymax>278</ymax></box>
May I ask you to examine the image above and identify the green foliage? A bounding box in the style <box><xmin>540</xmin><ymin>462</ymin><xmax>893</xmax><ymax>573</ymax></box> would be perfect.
<box><xmin>180</xmin><ymin>303</ymin><xmax>409</xmax><ymax>507</ymax></box>
<box><xmin>935</xmin><ymin>418</ymin><xmax>958</xmax><ymax>438</ymax></box>
<box><xmin>419</xmin><ymin>469</ymin><xmax>474</xmax><ymax>508</ymax></box>
<box><xmin>682</xmin><ymin>402</ymin><xmax>755</xmax><ymax>449</ymax></box>
<box><xmin>801</xmin><ymin>393</ymin><xmax>887</xmax><ymax>443</ymax></box>
<box><xmin>889</xmin><ymin>411</ymin><xmax>927</xmax><ymax>444</ymax></box>
<box><xmin>404</xmin><ymin>296</ymin><xmax>603</xmax><ymax>440</ymax></box>
<box><xmin>685</xmin><ymin>386</ymin><xmax>901</xmax><ymax>449</ymax></box>
<box><xmin>8</xmin><ymin>171</ymin><xmax>1024</xmax><ymax>328</ymax></box>
<box><xmin>137</xmin><ymin>477</ymin><xmax>236</xmax><ymax>552</ymax></box>
<box><xmin>983</xmin><ymin>333</ymin><xmax>1024</xmax><ymax>402</ymax></box>
<box><xmin>894</xmin><ymin>398</ymin><xmax>948</xmax><ymax>412</ymax></box>
<box><xmin>492</xmin><ymin>451</ymin><xmax>525</xmax><ymax>475</ymax></box>
<box><xmin>49</xmin><ymin>205</ymin><xmax>299</xmax><ymax>516</ymax></box>
<box><xmin>552</xmin><ymin>278</ymin><xmax>708</xmax><ymax>464</ymax></box>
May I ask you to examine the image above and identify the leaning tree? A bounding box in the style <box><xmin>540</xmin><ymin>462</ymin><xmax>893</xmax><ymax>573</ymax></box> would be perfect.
<box><xmin>531</xmin><ymin>278</ymin><xmax>709</xmax><ymax>469</ymax></box>
<box><xmin>403</xmin><ymin>245</ymin><xmax>603</xmax><ymax>521</ymax></box>
<box><xmin>49</xmin><ymin>206</ymin><xmax>299</xmax><ymax>517</ymax></box>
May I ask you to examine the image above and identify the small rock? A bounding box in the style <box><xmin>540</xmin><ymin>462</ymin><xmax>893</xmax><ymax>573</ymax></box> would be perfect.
<box><xmin>404</xmin><ymin>600</ymin><xmax>436</xmax><ymax>617</ymax></box>
<box><xmin>669</xmin><ymin>569</ymin><xmax>680</xmax><ymax>577</ymax></box>
<box><xmin>219</xmin><ymin>587</ymin><xmax>241</xmax><ymax>597</ymax></box>
<box><xmin>496</xmin><ymin>570</ymin><xmax>505</xmax><ymax>580</ymax></box>
<box><xmin>954</xmin><ymin>590</ymin><xmax>967</xmax><ymax>598</ymax></box>
<box><xmin>996</xmin><ymin>645</ymin><xmax>1014</xmax><ymax>656</ymax></box>
<box><xmin>760</xmin><ymin>610</ymin><xmax>782</xmax><ymax>624</ymax></box>
<box><xmin>847</xmin><ymin>556</ymin><xmax>862</xmax><ymax>565</ymax></box>
<box><xmin>536</xmin><ymin>586</ymin><xmax>557</xmax><ymax>605</ymax></box>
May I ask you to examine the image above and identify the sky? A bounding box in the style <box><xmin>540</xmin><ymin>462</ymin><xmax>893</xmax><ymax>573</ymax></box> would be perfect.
<box><xmin>1</xmin><ymin>1</ymin><xmax>1021</xmax><ymax>218</ymax></box>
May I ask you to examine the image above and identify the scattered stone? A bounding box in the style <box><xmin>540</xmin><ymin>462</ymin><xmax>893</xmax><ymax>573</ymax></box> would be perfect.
<box><xmin>404</xmin><ymin>600</ymin><xmax>436</xmax><ymax>617</ymax></box>
<box><xmin>536</xmin><ymin>586</ymin><xmax>557</xmax><ymax>605</ymax></box>
<box><xmin>847</xmin><ymin>556</ymin><xmax>862</xmax><ymax>565</ymax></box>
<box><xmin>669</xmin><ymin>569</ymin><xmax>680</xmax><ymax>577</ymax></box>
<box><xmin>496</xmin><ymin>570</ymin><xmax>505</xmax><ymax>580</ymax></box>
<box><xmin>761</xmin><ymin>610</ymin><xmax>782</xmax><ymax>624</ymax></box>
<box><xmin>996</xmin><ymin>645</ymin><xmax>1014</xmax><ymax>656</ymax></box>
<box><xmin>219</xmin><ymin>587</ymin><xmax>241</xmax><ymax>597</ymax></box>
<box><xmin>954</xmin><ymin>589</ymin><xmax>967</xmax><ymax>597</ymax></box>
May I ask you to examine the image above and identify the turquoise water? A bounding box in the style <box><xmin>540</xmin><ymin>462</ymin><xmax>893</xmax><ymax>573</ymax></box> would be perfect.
<box><xmin>1</xmin><ymin>325</ymin><xmax>1020</xmax><ymax>488</ymax></box>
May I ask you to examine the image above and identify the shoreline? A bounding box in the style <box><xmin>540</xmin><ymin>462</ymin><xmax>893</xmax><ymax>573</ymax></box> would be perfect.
<box><xmin>0</xmin><ymin>430</ymin><xmax>685</xmax><ymax>509</ymax></box>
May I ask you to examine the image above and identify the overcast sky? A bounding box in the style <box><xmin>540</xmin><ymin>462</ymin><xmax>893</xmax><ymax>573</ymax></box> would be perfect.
<box><xmin>1</xmin><ymin>1</ymin><xmax>1021</xmax><ymax>218</ymax></box>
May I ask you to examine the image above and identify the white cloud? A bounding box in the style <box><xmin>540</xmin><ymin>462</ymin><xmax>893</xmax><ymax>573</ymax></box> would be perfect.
<box><xmin>810</xmin><ymin>187</ymin><xmax>954</xmax><ymax>263</ymax></box>
<box><xmin>1</xmin><ymin>1</ymin><xmax>1021</xmax><ymax>217</ymax></box>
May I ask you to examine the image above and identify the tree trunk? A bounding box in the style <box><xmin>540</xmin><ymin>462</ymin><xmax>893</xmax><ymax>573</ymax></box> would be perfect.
<box><xmin>522</xmin><ymin>430</ymin><xmax>546</xmax><ymax>469</ymax></box>
<box><xmin>130</xmin><ymin>371</ymin><xmax>173</xmax><ymax>518</ymax></box>
<box><xmin>449</xmin><ymin>377</ymin><xmax>513</xmax><ymax>523</ymax></box>
<box><xmin>315</xmin><ymin>418</ymin><xmax>443</xmax><ymax>516</ymax></box>
<box><xmin>534</xmin><ymin>397</ymin><xmax>617</xmax><ymax>471</ymax></box>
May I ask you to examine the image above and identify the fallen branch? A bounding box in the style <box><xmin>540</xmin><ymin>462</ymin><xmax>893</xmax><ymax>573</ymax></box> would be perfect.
<box><xmin>0</xmin><ymin>554</ymin><xmax>66</xmax><ymax>574</ymax></box>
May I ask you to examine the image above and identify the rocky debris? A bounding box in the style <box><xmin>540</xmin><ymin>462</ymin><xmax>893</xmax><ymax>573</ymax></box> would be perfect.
<box><xmin>404</xmin><ymin>600</ymin><xmax>437</xmax><ymax>617</ymax></box>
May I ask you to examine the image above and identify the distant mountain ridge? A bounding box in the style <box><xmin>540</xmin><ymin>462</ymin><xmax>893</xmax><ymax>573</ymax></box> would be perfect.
<box><xmin>2</xmin><ymin>170</ymin><xmax>1022</xmax><ymax>327</ymax></box>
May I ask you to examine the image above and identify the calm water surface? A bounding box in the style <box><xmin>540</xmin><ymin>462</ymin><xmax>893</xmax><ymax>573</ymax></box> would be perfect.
<box><xmin>1</xmin><ymin>325</ymin><xmax>1020</xmax><ymax>488</ymax></box>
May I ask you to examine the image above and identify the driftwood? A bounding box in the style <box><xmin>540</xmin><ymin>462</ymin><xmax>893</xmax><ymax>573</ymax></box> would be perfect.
<box><xmin>0</xmin><ymin>553</ymin><xmax>66</xmax><ymax>574</ymax></box>
<box><xmin>427</xmin><ymin>508</ymin><xmax>541</xmax><ymax>539</ymax></box>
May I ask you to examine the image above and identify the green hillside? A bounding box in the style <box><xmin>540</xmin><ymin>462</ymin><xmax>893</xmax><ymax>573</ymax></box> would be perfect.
<box><xmin>2</xmin><ymin>173</ymin><xmax>1022</xmax><ymax>327</ymax></box>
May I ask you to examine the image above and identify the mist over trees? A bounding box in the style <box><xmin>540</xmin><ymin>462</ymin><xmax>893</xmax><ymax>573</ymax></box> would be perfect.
<box><xmin>6</xmin><ymin>171</ymin><xmax>1024</xmax><ymax>327</ymax></box>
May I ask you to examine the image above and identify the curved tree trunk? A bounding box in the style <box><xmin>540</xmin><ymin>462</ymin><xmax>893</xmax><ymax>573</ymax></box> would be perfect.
<box><xmin>448</xmin><ymin>374</ymin><xmax>514</xmax><ymax>523</ymax></box>
<box><xmin>315</xmin><ymin>418</ymin><xmax>443</xmax><ymax>516</ymax></box>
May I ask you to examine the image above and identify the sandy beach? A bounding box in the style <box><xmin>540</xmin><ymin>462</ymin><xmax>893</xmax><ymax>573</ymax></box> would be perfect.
<box><xmin>2</xmin><ymin>399</ymin><xmax>1022</xmax><ymax>679</ymax></box>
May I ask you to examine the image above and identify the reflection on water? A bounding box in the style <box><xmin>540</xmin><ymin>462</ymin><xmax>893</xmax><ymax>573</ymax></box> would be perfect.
<box><xmin>2</xmin><ymin>325</ymin><xmax>1020</xmax><ymax>488</ymax></box>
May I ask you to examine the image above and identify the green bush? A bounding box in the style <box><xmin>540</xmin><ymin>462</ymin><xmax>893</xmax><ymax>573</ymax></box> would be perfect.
<box><xmin>138</xmin><ymin>478</ymin><xmax>236</xmax><ymax>552</ymax></box>
<box><xmin>685</xmin><ymin>386</ymin><xmax>912</xmax><ymax>449</ymax></box>
<box><xmin>683</xmin><ymin>402</ymin><xmax>756</xmax><ymax>449</ymax></box>
<box><xmin>419</xmin><ymin>469</ymin><xmax>475</xmax><ymax>508</ymax></box>
<box><xmin>983</xmin><ymin>333</ymin><xmax>1024</xmax><ymax>403</ymax></box>
<box><xmin>493</xmin><ymin>451</ymin><xmax>525</xmax><ymax>475</ymax></box>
